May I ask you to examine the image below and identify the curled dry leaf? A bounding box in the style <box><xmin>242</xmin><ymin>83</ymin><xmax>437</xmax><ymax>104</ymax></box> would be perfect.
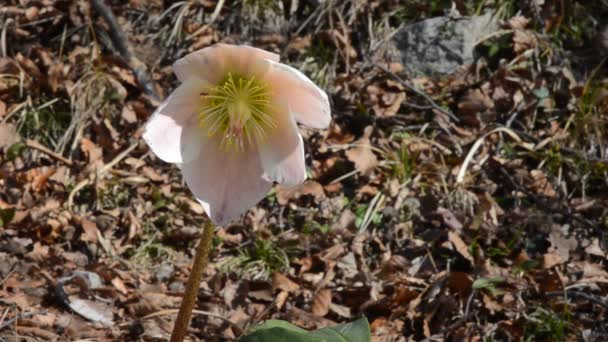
<box><xmin>56</xmin><ymin>271</ymin><xmax>114</xmax><ymax>326</ymax></box>
<box><xmin>311</xmin><ymin>288</ymin><xmax>332</xmax><ymax>317</ymax></box>
<box><xmin>0</xmin><ymin>123</ymin><xmax>20</xmax><ymax>149</ymax></box>
<box><xmin>448</xmin><ymin>231</ymin><xmax>474</xmax><ymax>265</ymax></box>
<box><xmin>272</xmin><ymin>272</ymin><xmax>300</xmax><ymax>293</ymax></box>
<box><xmin>513</xmin><ymin>29</ymin><xmax>537</xmax><ymax>54</ymax></box>
<box><xmin>276</xmin><ymin>181</ymin><xmax>326</xmax><ymax>206</ymax></box>
<box><xmin>345</xmin><ymin>126</ymin><xmax>378</xmax><ymax>176</ymax></box>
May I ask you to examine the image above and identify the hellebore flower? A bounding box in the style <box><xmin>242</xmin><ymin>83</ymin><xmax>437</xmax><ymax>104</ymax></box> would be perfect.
<box><xmin>143</xmin><ymin>44</ymin><xmax>331</xmax><ymax>225</ymax></box>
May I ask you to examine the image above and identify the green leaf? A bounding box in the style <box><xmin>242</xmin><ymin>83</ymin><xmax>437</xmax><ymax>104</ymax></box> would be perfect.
<box><xmin>473</xmin><ymin>277</ymin><xmax>504</xmax><ymax>289</ymax></box>
<box><xmin>314</xmin><ymin>317</ymin><xmax>371</xmax><ymax>342</ymax></box>
<box><xmin>0</xmin><ymin>208</ymin><xmax>15</xmax><ymax>227</ymax></box>
<box><xmin>239</xmin><ymin>320</ymin><xmax>322</xmax><ymax>342</ymax></box>
<box><xmin>473</xmin><ymin>277</ymin><xmax>505</xmax><ymax>297</ymax></box>
<box><xmin>239</xmin><ymin>317</ymin><xmax>371</xmax><ymax>342</ymax></box>
<box><xmin>6</xmin><ymin>141</ymin><xmax>26</xmax><ymax>160</ymax></box>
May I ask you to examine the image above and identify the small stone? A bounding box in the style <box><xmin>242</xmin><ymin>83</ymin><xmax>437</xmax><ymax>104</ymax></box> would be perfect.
<box><xmin>387</xmin><ymin>12</ymin><xmax>498</xmax><ymax>76</ymax></box>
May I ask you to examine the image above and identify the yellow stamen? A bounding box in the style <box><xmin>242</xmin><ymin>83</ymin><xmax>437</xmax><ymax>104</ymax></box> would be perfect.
<box><xmin>198</xmin><ymin>73</ymin><xmax>275</xmax><ymax>151</ymax></box>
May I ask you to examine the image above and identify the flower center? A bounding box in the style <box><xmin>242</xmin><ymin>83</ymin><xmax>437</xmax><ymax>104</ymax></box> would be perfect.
<box><xmin>198</xmin><ymin>73</ymin><xmax>275</xmax><ymax>151</ymax></box>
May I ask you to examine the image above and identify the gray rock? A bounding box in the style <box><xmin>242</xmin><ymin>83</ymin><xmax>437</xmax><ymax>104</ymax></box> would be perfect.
<box><xmin>390</xmin><ymin>12</ymin><xmax>498</xmax><ymax>77</ymax></box>
<box><xmin>154</xmin><ymin>262</ymin><xmax>175</xmax><ymax>283</ymax></box>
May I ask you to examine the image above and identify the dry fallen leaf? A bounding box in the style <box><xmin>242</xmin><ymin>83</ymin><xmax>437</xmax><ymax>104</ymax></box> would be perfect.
<box><xmin>80</xmin><ymin>137</ymin><xmax>103</xmax><ymax>167</ymax></box>
<box><xmin>0</xmin><ymin>123</ymin><xmax>20</xmax><ymax>149</ymax></box>
<box><xmin>448</xmin><ymin>231</ymin><xmax>474</xmax><ymax>264</ymax></box>
<box><xmin>345</xmin><ymin>126</ymin><xmax>378</xmax><ymax>176</ymax></box>
<box><xmin>311</xmin><ymin>288</ymin><xmax>332</xmax><ymax>317</ymax></box>
<box><xmin>276</xmin><ymin>181</ymin><xmax>326</xmax><ymax>205</ymax></box>
<box><xmin>272</xmin><ymin>272</ymin><xmax>300</xmax><ymax>293</ymax></box>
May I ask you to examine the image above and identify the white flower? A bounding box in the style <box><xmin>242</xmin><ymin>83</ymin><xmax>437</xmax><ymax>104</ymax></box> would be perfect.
<box><xmin>143</xmin><ymin>44</ymin><xmax>331</xmax><ymax>225</ymax></box>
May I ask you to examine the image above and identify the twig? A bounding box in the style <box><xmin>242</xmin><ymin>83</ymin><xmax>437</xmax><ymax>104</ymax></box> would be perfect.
<box><xmin>170</xmin><ymin>222</ymin><xmax>216</xmax><ymax>342</ymax></box>
<box><xmin>0</xmin><ymin>311</ymin><xmax>36</xmax><ymax>331</ymax></box>
<box><xmin>373</xmin><ymin>62</ymin><xmax>460</xmax><ymax>122</ymax></box>
<box><xmin>456</xmin><ymin>127</ymin><xmax>524</xmax><ymax>184</ymax></box>
<box><xmin>546</xmin><ymin>290</ymin><xmax>608</xmax><ymax>309</ymax></box>
<box><xmin>464</xmin><ymin>288</ymin><xmax>477</xmax><ymax>320</ymax></box>
<box><xmin>0</xmin><ymin>265</ymin><xmax>16</xmax><ymax>287</ymax></box>
<box><xmin>67</xmin><ymin>141</ymin><xmax>138</xmax><ymax>209</ymax></box>
<box><xmin>119</xmin><ymin>308</ymin><xmax>243</xmax><ymax>334</ymax></box>
<box><xmin>26</xmin><ymin>139</ymin><xmax>73</xmax><ymax>166</ymax></box>
<box><xmin>497</xmin><ymin>165</ymin><xmax>598</xmax><ymax>231</ymax></box>
<box><xmin>446</xmin><ymin>288</ymin><xmax>477</xmax><ymax>333</ymax></box>
<box><xmin>510</xmin><ymin>127</ymin><xmax>608</xmax><ymax>163</ymax></box>
<box><xmin>208</xmin><ymin>0</ymin><xmax>225</xmax><ymax>25</ymax></box>
<box><xmin>90</xmin><ymin>0</ymin><xmax>159</xmax><ymax>100</ymax></box>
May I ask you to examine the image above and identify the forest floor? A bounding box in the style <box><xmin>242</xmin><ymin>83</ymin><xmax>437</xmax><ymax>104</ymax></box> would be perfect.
<box><xmin>1</xmin><ymin>0</ymin><xmax>608</xmax><ymax>341</ymax></box>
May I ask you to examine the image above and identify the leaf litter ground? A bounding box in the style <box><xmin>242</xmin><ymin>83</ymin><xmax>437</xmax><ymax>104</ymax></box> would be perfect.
<box><xmin>1</xmin><ymin>1</ymin><xmax>608</xmax><ymax>341</ymax></box>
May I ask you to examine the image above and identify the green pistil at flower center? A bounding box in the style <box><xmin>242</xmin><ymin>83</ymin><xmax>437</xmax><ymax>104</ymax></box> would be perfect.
<box><xmin>198</xmin><ymin>73</ymin><xmax>275</xmax><ymax>151</ymax></box>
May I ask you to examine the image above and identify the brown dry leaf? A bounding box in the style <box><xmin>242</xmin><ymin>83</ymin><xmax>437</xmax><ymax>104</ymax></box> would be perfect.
<box><xmin>345</xmin><ymin>126</ymin><xmax>378</xmax><ymax>176</ymax></box>
<box><xmin>513</xmin><ymin>30</ymin><xmax>537</xmax><ymax>54</ymax></box>
<box><xmin>32</xmin><ymin>167</ymin><xmax>56</xmax><ymax>192</ymax></box>
<box><xmin>323</xmin><ymin>122</ymin><xmax>355</xmax><ymax>146</ymax></box>
<box><xmin>448</xmin><ymin>231</ymin><xmax>474</xmax><ymax>264</ymax></box>
<box><xmin>3</xmin><ymin>292</ymin><xmax>30</xmax><ymax>309</ymax></box>
<box><xmin>585</xmin><ymin>238</ymin><xmax>605</xmax><ymax>257</ymax></box>
<box><xmin>272</xmin><ymin>272</ymin><xmax>299</xmax><ymax>293</ymax></box>
<box><xmin>247</xmin><ymin>288</ymin><xmax>274</xmax><ymax>302</ymax></box>
<box><xmin>276</xmin><ymin>181</ymin><xmax>325</xmax><ymax>205</ymax></box>
<box><xmin>423</xmin><ymin>318</ymin><xmax>431</xmax><ymax>337</ymax></box>
<box><xmin>530</xmin><ymin>169</ymin><xmax>556</xmax><ymax>197</ymax></box>
<box><xmin>548</xmin><ymin>230</ymin><xmax>577</xmax><ymax>263</ymax></box>
<box><xmin>311</xmin><ymin>289</ymin><xmax>332</xmax><ymax>317</ymax></box>
<box><xmin>142</xmin><ymin>166</ymin><xmax>165</xmax><ymax>182</ymax></box>
<box><xmin>332</xmin><ymin>209</ymin><xmax>356</xmax><ymax>231</ymax></box>
<box><xmin>111</xmin><ymin>277</ymin><xmax>128</xmax><ymax>295</ymax></box>
<box><xmin>80</xmin><ymin>218</ymin><xmax>99</xmax><ymax>243</ymax></box>
<box><xmin>25</xmin><ymin>242</ymin><xmax>49</xmax><ymax>262</ymax></box>
<box><xmin>508</xmin><ymin>15</ymin><xmax>530</xmax><ymax>30</ymax></box>
<box><xmin>376</xmin><ymin>92</ymin><xmax>405</xmax><ymax>117</ymax></box>
<box><xmin>121</xmin><ymin>104</ymin><xmax>138</xmax><ymax>124</ymax></box>
<box><xmin>543</xmin><ymin>251</ymin><xmax>563</xmax><ymax>269</ymax></box>
<box><xmin>0</xmin><ymin>123</ymin><xmax>20</xmax><ymax>149</ymax></box>
<box><xmin>458</xmin><ymin>89</ymin><xmax>494</xmax><ymax>116</ymax></box>
<box><xmin>48</xmin><ymin>63</ymin><xmax>65</xmax><ymax>92</ymax></box>
<box><xmin>538</xmin><ymin>269</ymin><xmax>563</xmax><ymax>293</ymax></box>
<box><xmin>329</xmin><ymin>302</ymin><xmax>351</xmax><ymax>318</ymax></box>
<box><xmin>216</xmin><ymin>228</ymin><xmax>243</xmax><ymax>245</ymax></box>
<box><xmin>32</xmin><ymin>312</ymin><xmax>57</xmax><ymax>328</ymax></box>
<box><xmin>286</xmin><ymin>307</ymin><xmax>336</xmax><ymax>330</ymax></box>
<box><xmin>286</xmin><ymin>35</ymin><xmax>312</xmax><ymax>55</ymax></box>
<box><xmin>448</xmin><ymin>272</ymin><xmax>473</xmax><ymax>298</ymax></box>
<box><xmin>482</xmin><ymin>294</ymin><xmax>504</xmax><ymax>314</ymax></box>
<box><xmin>113</xmin><ymin>66</ymin><xmax>137</xmax><ymax>87</ymax></box>
<box><xmin>16</xmin><ymin>53</ymin><xmax>44</xmax><ymax>81</ymax></box>
<box><xmin>175</xmin><ymin>196</ymin><xmax>205</xmax><ymax>215</ymax></box>
<box><xmin>275</xmin><ymin>290</ymin><xmax>289</xmax><ymax>310</ymax></box>
<box><xmin>80</xmin><ymin>138</ymin><xmax>103</xmax><ymax>167</ymax></box>
<box><xmin>576</xmin><ymin>262</ymin><xmax>608</xmax><ymax>285</ymax></box>
<box><xmin>66</xmin><ymin>296</ymin><xmax>114</xmax><ymax>326</ymax></box>
<box><xmin>15</xmin><ymin>327</ymin><xmax>59</xmax><ymax>340</ymax></box>
<box><xmin>437</xmin><ymin>207</ymin><xmax>463</xmax><ymax>231</ymax></box>
<box><xmin>25</xmin><ymin>6</ymin><xmax>39</xmax><ymax>21</ymax></box>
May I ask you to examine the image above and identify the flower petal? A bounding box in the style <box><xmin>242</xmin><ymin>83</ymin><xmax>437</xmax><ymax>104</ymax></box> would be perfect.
<box><xmin>263</xmin><ymin>60</ymin><xmax>331</xmax><ymax>129</ymax></box>
<box><xmin>143</xmin><ymin>78</ymin><xmax>207</xmax><ymax>163</ymax></box>
<box><xmin>173</xmin><ymin>43</ymin><xmax>279</xmax><ymax>84</ymax></box>
<box><xmin>258</xmin><ymin>104</ymin><xmax>306</xmax><ymax>186</ymax></box>
<box><xmin>182</xmin><ymin>136</ymin><xmax>272</xmax><ymax>226</ymax></box>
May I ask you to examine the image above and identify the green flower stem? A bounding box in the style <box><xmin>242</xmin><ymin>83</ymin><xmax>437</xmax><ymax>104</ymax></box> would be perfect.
<box><xmin>170</xmin><ymin>222</ymin><xmax>215</xmax><ymax>342</ymax></box>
